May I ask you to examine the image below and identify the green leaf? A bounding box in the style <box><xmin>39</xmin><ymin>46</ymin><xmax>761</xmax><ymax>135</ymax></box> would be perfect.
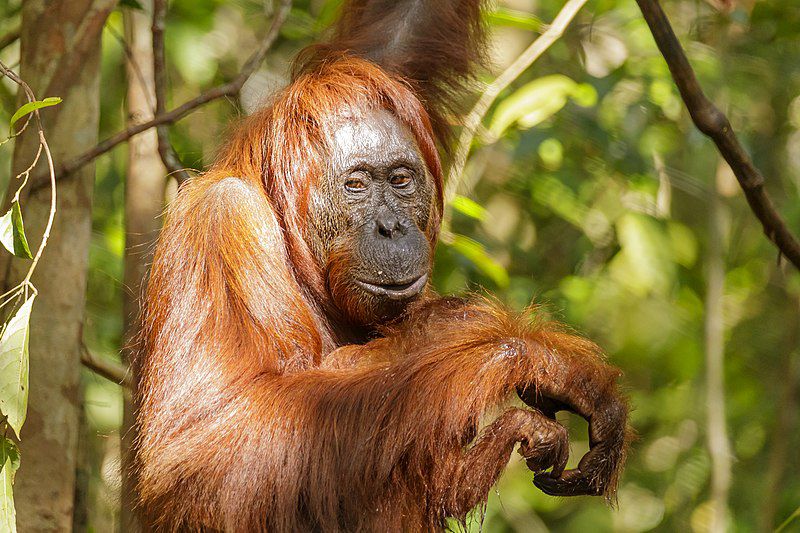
<box><xmin>281</xmin><ymin>8</ymin><xmax>318</xmax><ymax>40</ymax></box>
<box><xmin>571</xmin><ymin>83</ymin><xmax>599</xmax><ymax>107</ymax></box>
<box><xmin>450</xmin><ymin>195</ymin><xmax>487</xmax><ymax>221</ymax></box>
<box><xmin>451</xmin><ymin>235</ymin><xmax>509</xmax><ymax>288</ymax></box>
<box><xmin>0</xmin><ymin>203</ymin><xmax>33</xmax><ymax>259</ymax></box>
<box><xmin>488</xmin><ymin>7</ymin><xmax>544</xmax><ymax>31</ymax></box>
<box><xmin>8</xmin><ymin>97</ymin><xmax>61</xmax><ymax>134</ymax></box>
<box><xmin>0</xmin><ymin>438</ymin><xmax>18</xmax><ymax>533</ymax></box>
<box><xmin>490</xmin><ymin>75</ymin><xmax>577</xmax><ymax>137</ymax></box>
<box><xmin>316</xmin><ymin>0</ymin><xmax>344</xmax><ymax>30</ymax></box>
<box><xmin>0</xmin><ymin>295</ymin><xmax>35</xmax><ymax>438</ymax></box>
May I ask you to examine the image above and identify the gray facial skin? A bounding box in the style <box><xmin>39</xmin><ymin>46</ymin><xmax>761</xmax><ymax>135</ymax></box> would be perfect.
<box><xmin>304</xmin><ymin>107</ymin><xmax>436</xmax><ymax>324</ymax></box>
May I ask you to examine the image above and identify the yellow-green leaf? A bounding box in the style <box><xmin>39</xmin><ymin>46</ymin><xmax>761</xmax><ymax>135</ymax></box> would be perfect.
<box><xmin>0</xmin><ymin>295</ymin><xmax>35</xmax><ymax>438</ymax></box>
<box><xmin>8</xmin><ymin>97</ymin><xmax>62</xmax><ymax>134</ymax></box>
<box><xmin>451</xmin><ymin>195</ymin><xmax>487</xmax><ymax>221</ymax></box>
<box><xmin>0</xmin><ymin>203</ymin><xmax>33</xmax><ymax>259</ymax></box>
<box><xmin>451</xmin><ymin>235</ymin><xmax>509</xmax><ymax>288</ymax></box>
<box><xmin>488</xmin><ymin>7</ymin><xmax>544</xmax><ymax>31</ymax></box>
<box><xmin>0</xmin><ymin>438</ymin><xmax>18</xmax><ymax>533</ymax></box>
<box><xmin>490</xmin><ymin>75</ymin><xmax>577</xmax><ymax>137</ymax></box>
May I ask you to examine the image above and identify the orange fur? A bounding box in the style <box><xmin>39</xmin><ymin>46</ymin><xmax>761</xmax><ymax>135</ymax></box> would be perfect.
<box><xmin>133</xmin><ymin>6</ymin><xmax>629</xmax><ymax>531</ymax></box>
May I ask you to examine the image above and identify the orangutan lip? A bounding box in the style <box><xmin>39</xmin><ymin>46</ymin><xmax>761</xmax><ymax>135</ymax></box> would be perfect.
<box><xmin>355</xmin><ymin>274</ymin><xmax>428</xmax><ymax>300</ymax></box>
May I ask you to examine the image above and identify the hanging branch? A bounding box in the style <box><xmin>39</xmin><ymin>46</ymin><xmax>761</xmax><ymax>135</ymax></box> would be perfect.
<box><xmin>635</xmin><ymin>0</ymin><xmax>800</xmax><ymax>270</ymax></box>
<box><xmin>29</xmin><ymin>0</ymin><xmax>292</xmax><ymax>192</ymax></box>
<box><xmin>152</xmin><ymin>0</ymin><xmax>191</xmax><ymax>185</ymax></box>
<box><xmin>0</xmin><ymin>61</ymin><xmax>121</xmax><ymax>391</ymax></box>
<box><xmin>0</xmin><ymin>60</ymin><xmax>58</xmax><ymax>292</ymax></box>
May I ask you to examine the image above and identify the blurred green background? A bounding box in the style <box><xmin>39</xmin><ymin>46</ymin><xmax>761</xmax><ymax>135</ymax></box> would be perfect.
<box><xmin>2</xmin><ymin>0</ymin><xmax>799</xmax><ymax>531</ymax></box>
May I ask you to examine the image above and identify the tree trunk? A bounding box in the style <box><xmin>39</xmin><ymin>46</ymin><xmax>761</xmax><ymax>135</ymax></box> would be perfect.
<box><xmin>2</xmin><ymin>1</ymin><xmax>116</xmax><ymax>530</ymax></box>
<box><xmin>121</xmin><ymin>1</ymin><xmax>166</xmax><ymax>530</ymax></box>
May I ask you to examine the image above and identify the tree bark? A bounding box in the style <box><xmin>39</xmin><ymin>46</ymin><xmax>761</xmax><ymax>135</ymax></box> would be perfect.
<box><xmin>2</xmin><ymin>0</ymin><xmax>115</xmax><ymax>530</ymax></box>
<box><xmin>121</xmin><ymin>2</ymin><xmax>166</xmax><ymax>530</ymax></box>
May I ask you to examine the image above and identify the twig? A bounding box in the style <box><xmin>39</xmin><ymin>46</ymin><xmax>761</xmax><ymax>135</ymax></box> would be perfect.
<box><xmin>80</xmin><ymin>344</ymin><xmax>131</xmax><ymax>388</ymax></box>
<box><xmin>444</xmin><ymin>0</ymin><xmax>589</xmax><ymax>210</ymax></box>
<box><xmin>30</xmin><ymin>0</ymin><xmax>292</xmax><ymax>192</ymax></box>
<box><xmin>0</xmin><ymin>26</ymin><xmax>20</xmax><ymax>53</ymax></box>
<box><xmin>0</xmin><ymin>60</ymin><xmax>58</xmax><ymax>289</ymax></box>
<box><xmin>776</xmin><ymin>506</ymin><xmax>800</xmax><ymax>533</ymax></box>
<box><xmin>635</xmin><ymin>0</ymin><xmax>800</xmax><ymax>270</ymax></box>
<box><xmin>152</xmin><ymin>0</ymin><xmax>191</xmax><ymax>184</ymax></box>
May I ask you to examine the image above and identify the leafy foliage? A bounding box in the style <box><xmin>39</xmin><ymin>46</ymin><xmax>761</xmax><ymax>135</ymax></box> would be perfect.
<box><xmin>7</xmin><ymin>97</ymin><xmax>61</xmax><ymax>134</ymax></box>
<box><xmin>0</xmin><ymin>202</ymin><xmax>32</xmax><ymax>259</ymax></box>
<box><xmin>0</xmin><ymin>294</ymin><xmax>35</xmax><ymax>438</ymax></box>
<box><xmin>0</xmin><ymin>438</ymin><xmax>19</xmax><ymax>533</ymax></box>
<box><xmin>490</xmin><ymin>74</ymin><xmax>596</xmax><ymax>137</ymax></box>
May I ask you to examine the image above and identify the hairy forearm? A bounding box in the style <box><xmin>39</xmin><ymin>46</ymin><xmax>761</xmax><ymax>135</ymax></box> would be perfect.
<box><xmin>136</xmin><ymin>298</ymin><xmax>628</xmax><ymax>529</ymax></box>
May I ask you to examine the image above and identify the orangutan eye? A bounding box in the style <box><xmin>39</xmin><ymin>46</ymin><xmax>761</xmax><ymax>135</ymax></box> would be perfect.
<box><xmin>389</xmin><ymin>172</ymin><xmax>412</xmax><ymax>189</ymax></box>
<box><xmin>345</xmin><ymin>173</ymin><xmax>368</xmax><ymax>193</ymax></box>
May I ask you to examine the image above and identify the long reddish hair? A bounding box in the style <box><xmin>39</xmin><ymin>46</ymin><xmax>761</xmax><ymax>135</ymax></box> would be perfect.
<box><xmin>211</xmin><ymin>56</ymin><xmax>444</xmax><ymax>303</ymax></box>
<box><xmin>135</xmin><ymin>6</ymin><xmax>630</xmax><ymax>528</ymax></box>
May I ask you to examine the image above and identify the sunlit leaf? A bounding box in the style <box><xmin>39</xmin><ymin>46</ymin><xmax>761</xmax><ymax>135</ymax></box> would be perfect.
<box><xmin>667</xmin><ymin>222</ymin><xmax>697</xmax><ymax>268</ymax></box>
<box><xmin>490</xmin><ymin>75</ymin><xmax>576</xmax><ymax>137</ymax></box>
<box><xmin>0</xmin><ymin>295</ymin><xmax>35</xmax><ymax>438</ymax></box>
<box><xmin>451</xmin><ymin>235</ymin><xmax>509</xmax><ymax>288</ymax></box>
<box><xmin>538</xmin><ymin>138</ymin><xmax>564</xmax><ymax>169</ymax></box>
<box><xmin>488</xmin><ymin>7</ymin><xmax>544</xmax><ymax>31</ymax></box>
<box><xmin>638</xmin><ymin>123</ymin><xmax>681</xmax><ymax>156</ymax></box>
<box><xmin>490</xmin><ymin>76</ymin><xmax>601</xmax><ymax>137</ymax></box>
<box><xmin>0</xmin><ymin>438</ymin><xmax>18</xmax><ymax>533</ymax></box>
<box><xmin>316</xmin><ymin>0</ymin><xmax>344</xmax><ymax>29</ymax></box>
<box><xmin>610</xmin><ymin>214</ymin><xmax>674</xmax><ymax>296</ymax></box>
<box><xmin>8</xmin><ymin>97</ymin><xmax>61</xmax><ymax>134</ymax></box>
<box><xmin>571</xmin><ymin>83</ymin><xmax>599</xmax><ymax>107</ymax></box>
<box><xmin>450</xmin><ymin>195</ymin><xmax>487</xmax><ymax>221</ymax></box>
<box><xmin>530</xmin><ymin>175</ymin><xmax>584</xmax><ymax>228</ymax></box>
<box><xmin>0</xmin><ymin>203</ymin><xmax>33</xmax><ymax>259</ymax></box>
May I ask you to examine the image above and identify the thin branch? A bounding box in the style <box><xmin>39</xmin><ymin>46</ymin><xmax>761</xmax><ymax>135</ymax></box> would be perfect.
<box><xmin>776</xmin><ymin>507</ymin><xmax>800</xmax><ymax>533</ymax></box>
<box><xmin>0</xmin><ymin>26</ymin><xmax>20</xmax><ymax>53</ymax></box>
<box><xmin>444</xmin><ymin>0</ymin><xmax>589</xmax><ymax>211</ymax></box>
<box><xmin>152</xmin><ymin>0</ymin><xmax>190</xmax><ymax>184</ymax></box>
<box><xmin>30</xmin><ymin>0</ymin><xmax>292</xmax><ymax>192</ymax></box>
<box><xmin>0</xmin><ymin>60</ymin><xmax>58</xmax><ymax>288</ymax></box>
<box><xmin>635</xmin><ymin>0</ymin><xmax>800</xmax><ymax>270</ymax></box>
<box><xmin>80</xmin><ymin>344</ymin><xmax>131</xmax><ymax>388</ymax></box>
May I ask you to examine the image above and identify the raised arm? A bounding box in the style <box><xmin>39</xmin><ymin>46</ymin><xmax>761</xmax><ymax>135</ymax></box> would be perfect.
<box><xmin>301</xmin><ymin>0</ymin><xmax>489</xmax><ymax>144</ymax></box>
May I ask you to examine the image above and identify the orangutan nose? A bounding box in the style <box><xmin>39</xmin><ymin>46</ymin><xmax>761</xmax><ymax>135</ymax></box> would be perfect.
<box><xmin>375</xmin><ymin>208</ymin><xmax>406</xmax><ymax>239</ymax></box>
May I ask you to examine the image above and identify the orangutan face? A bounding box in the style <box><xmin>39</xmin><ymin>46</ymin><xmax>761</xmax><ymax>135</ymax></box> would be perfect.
<box><xmin>305</xmin><ymin>107</ymin><xmax>437</xmax><ymax>324</ymax></box>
